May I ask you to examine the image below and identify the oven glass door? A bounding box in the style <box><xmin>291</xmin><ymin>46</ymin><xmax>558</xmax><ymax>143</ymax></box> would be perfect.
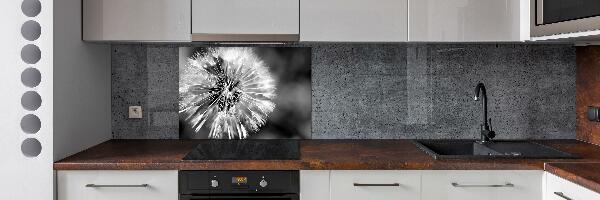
<box><xmin>538</xmin><ymin>0</ymin><xmax>600</xmax><ymax>25</ymax></box>
<box><xmin>181</xmin><ymin>194</ymin><xmax>299</xmax><ymax>200</ymax></box>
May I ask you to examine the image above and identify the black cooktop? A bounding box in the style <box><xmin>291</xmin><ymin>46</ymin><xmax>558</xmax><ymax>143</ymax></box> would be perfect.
<box><xmin>182</xmin><ymin>140</ymin><xmax>300</xmax><ymax>160</ymax></box>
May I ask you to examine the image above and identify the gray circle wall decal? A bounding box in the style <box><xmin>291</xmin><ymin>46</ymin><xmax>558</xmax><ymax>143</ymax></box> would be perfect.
<box><xmin>21</xmin><ymin>67</ymin><xmax>41</xmax><ymax>88</ymax></box>
<box><xmin>21</xmin><ymin>91</ymin><xmax>42</xmax><ymax>111</ymax></box>
<box><xmin>21</xmin><ymin>44</ymin><xmax>41</xmax><ymax>64</ymax></box>
<box><xmin>21</xmin><ymin>138</ymin><xmax>42</xmax><ymax>157</ymax></box>
<box><xmin>21</xmin><ymin>20</ymin><xmax>41</xmax><ymax>41</ymax></box>
<box><xmin>21</xmin><ymin>0</ymin><xmax>41</xmax><ymax>17</ymax></box>
<box><xmin>20</xmin><ymin>114</ymin><xmax>41</xmax><ymax>134</ymax></box>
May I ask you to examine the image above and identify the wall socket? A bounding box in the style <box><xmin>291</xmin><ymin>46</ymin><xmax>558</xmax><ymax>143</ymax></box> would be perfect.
<box><xmin>128</xmin><ymin>106</ymin><xmax>143</xmax><ymax>119</ymax></box>
<box><xmin>588</xmin><ymin>106</ymin><xmax>600</xmax><ymax>122</ymax></box>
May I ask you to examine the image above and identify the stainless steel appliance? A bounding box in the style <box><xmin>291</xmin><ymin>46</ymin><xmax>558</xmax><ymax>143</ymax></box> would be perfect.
<box><xmin>532</xmin><ymin>0</ymin><xmax>600</xmax><ymax>37</ymax></box>
<box><xmin>179</xmin><ymin>171</ymin><xmax>299</xmax><ymax>200</ymax></box>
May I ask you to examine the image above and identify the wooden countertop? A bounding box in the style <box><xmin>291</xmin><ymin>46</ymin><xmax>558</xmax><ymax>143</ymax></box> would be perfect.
<box><xmin>54</xmin><ymin>139</ymin><xmax>600</xmax><ymax>170</ymax></box>
<box><xmin>545</xmin><ymin>162</ymin><xmax>600</xmax><ymax>194</ymax></box>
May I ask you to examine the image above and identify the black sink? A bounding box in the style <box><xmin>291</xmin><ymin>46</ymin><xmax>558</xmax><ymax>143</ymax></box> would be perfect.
<box><xmin>413</xmin><ymin>140</ymin><xmax>577</xmax><ymax>160</ymax></box>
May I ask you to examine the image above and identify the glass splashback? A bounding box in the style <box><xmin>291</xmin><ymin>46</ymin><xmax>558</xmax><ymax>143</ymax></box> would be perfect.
<box><xmin>178</xmin><ymin>47</ymin><xmax>311</xmax><ymax>139</ymax></box>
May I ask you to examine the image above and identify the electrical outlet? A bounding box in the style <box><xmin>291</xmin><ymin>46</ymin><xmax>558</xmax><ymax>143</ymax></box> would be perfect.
<box><xmin>129</xmin><ymin>106</ymin><xmax>143</xmax><ymax>119</ymax></box>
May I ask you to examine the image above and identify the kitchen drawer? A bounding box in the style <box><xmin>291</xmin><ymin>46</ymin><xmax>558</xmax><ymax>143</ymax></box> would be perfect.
<box><xmin>545</xmin><ymin>172</ymin><xmax>600</xmax><ymax>200</ymax></box>
<box><xmin>330</xmin><ymin>170</ymin><xmax>420</xmax><ymax>200</ymax></box>
<box><xmin>421</xmin><ymin>170</ymin><xmax>543</xmax><ymax>200</ymax></box>
<box><xmin>57</xmin><ymin>170</ymin><xmax>178</xmax><ymax>200</ymax></box>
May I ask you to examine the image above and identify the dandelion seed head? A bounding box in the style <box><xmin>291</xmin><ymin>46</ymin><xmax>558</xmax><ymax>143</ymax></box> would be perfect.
<box><xmin>179</xmin><ymin>47</ymin><xmax>277</xmax><ymax>139</ymax></box>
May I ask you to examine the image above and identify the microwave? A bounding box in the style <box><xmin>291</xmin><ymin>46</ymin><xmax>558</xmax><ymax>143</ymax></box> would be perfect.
<box><xmin>532</xmin><ymin>0</ymin><xmax>600</xmax><ymax>37</ymax></box>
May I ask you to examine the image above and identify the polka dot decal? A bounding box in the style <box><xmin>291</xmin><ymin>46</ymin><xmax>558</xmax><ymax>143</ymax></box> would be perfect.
<box><xmin>21</xmin><ymin>68</ymin><xmax>41</xmax><ymax>88</ymax></box>
<box><xmin>21</xmin><ymin>20</ymin><xmax>41</xmax><ymax>41</ymax></box>
<box><xmin>21</xmin><ymin>0</ymin><xmax>41</xmax><ymax>17</ymax></box>
<box><xmin>21</xmin><ymin>138</ymin><xmax>42</xmax><ymax>157</ymax></box>
<box><xmin>21</xmin><ymin>44</ymin><xmax>41</xmax><ymax>64</ymax></box>
<box><xmin>20</xmin><ymin>114</ymin><xmax>41</xmax><ymax>134</ymax></box>
<box><xmin>21</xmin><ymin>91</ymin><xmax>42</xmax><ymax>111</ymax></box>
<box><xmin>21</xmin><ymin>0</ymin><xmax>43</xmax><ymax>158</ymax></box>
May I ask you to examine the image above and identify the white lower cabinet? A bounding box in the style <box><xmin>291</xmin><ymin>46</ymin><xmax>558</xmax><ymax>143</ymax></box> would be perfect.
<box><xmin>301</xmin><ymin>170</ymin><xmax>331</xmax><ymax>200</ymax></box>
<box><xmin>330</xmin><ymin>170</ymin><xmax>421</xmax><ymax>200</ymax></box>
<box><xmin>57</xmin><ymin>170</ymin><xmax>600</xmax><ymax>200</ymax></box>
<box><xmin>545</xmin><ymin>172</ymin><xmax>600</xmax><ymax>200</ymax></box>
<box><xmin>421</xmin><ymin>170</ymin><xmax>543</xmax><ymax>200</ymax></box>
<box><xmin>57</xmin><ymin>170</ymin><xmax>178</xmax><ymax>200</ymax></box>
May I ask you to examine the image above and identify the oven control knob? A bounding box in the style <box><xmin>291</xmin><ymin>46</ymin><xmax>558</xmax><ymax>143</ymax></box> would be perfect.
<box><xmin>259</xmin><ymin>179</ymin><xmax>268</xmax><ymax>188</ymax></box>
<box><xmin>211</xmin><ymin>180</ymin><xmax>219</xmax><ymax>188</ymax></box>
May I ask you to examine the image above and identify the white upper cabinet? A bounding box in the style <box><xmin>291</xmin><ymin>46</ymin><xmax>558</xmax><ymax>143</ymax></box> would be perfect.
<box><xmin>409</xmin><ymin>0</ymin><xmax>530</xmax><ymax>42</ymax></box>
<box><xmin>80</xmin><ymin>0</ymin><xmax>532</xmax><ymax>42</ymax></box>
<box><xmin>82</xmin><ymin>0</ymin><xmax>191</xmax><ymax>41</ymax></box>
<box><xmin>191</xmin><ymin>0</ymin><xmax>299</xmax><ymax>41</ymax></box>
<box><xmin>300</xmin><ymin>0</ymin><xmax>408</xmax><ymax>42</ymax></box>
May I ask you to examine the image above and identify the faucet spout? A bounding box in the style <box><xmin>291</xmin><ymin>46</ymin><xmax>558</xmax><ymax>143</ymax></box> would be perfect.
<box><xmin>474</xmin><ymin>83</ymin><xmax>495</xmax><ymax>142</ymax></box>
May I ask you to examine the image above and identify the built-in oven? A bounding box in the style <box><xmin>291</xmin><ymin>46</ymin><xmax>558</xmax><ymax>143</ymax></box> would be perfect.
<box><xmin>532</xmin><ymin>0</ymin><xmax>600</xmax><ymax>37</ymax></box>
<box><xmin>179</xmin><ymin>171</ymin><xmax>299</xmax><ymax>200</ymax></box>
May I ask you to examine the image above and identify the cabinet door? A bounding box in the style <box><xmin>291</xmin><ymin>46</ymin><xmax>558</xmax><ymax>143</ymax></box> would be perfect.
<box><xmin>191</xmin><ymin>0</ymin><xmax>299</xmax><ymax>41</ymax></box>
<box><xmin>57</xmin><ymin>170</ymin><xmax>178</xmax><ymax>200</ymax></box>
<box><xmin>421</xmin><ymin>170</ymin><xmax>543</xmax><ymax>200</ymax></box>
<box><xmin>409</xmin><ymin>0</ymin><xmax>529</xmax><ymax>42</ymax></box>
<box><xmin>300</xmin><ymin>171</ymin><xmax>330</xmax><ymax>200</ymax></box>
<box><xmin>545</xmin><ymin>172</ymin><xmax>600</xmax><ymax>200</ymax></box>
<box><xmin>82</xmin><ymin>0</ymin><xmax>191</xmax><ymax>41</ymax></box>
<box><xmin>300</xmin><ymin>0</ymin><xmax>408</xmax><ymax>42</ymax></box>
<box><xmin>330</xmin><ymin>170</ymin><xmax>420</xmax><ymax>200</ymax></box>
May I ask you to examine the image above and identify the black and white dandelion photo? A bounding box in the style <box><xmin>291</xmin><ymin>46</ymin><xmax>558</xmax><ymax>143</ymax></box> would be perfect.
<box><xmin>179</xmin><ymin>47</ymin><xmax>311</xmax><ymax>139</ymax></box>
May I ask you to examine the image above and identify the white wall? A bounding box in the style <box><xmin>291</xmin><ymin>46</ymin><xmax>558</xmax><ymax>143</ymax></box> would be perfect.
<box><xmin>53</xmin><ymin>0</ymin><xmax>111</xmax><ymax>161</ymax></box>
<box><xmin>0</xmin><ymin>0</ymin><xmax>54</xmax><ymax>199</ymax></box>
<box><xmin>0</xmin><ymin>0</ymin><xmax>109</xmax><ymax>198</ymax></box>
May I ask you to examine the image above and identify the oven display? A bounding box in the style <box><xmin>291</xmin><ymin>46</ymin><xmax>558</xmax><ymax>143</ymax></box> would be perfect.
<box><xmin>232</xmin><ymin>176</ymin><xmax>248</xmax><ymax>185</ymax></box>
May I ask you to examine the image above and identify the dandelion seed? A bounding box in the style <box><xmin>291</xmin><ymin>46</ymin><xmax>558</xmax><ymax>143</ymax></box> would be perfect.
<box><xmin>179</xmin><ymin>47</ymin><xmax>277</xmax><ymax>139</ymax></box>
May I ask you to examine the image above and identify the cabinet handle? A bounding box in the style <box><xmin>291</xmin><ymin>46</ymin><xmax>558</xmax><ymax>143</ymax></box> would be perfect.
<box><xmin>85</xmin><ymin>184</ymin><xmax>149</xmax><ymax>188</ymax></box>
<box><xmin>451</xmin><ymin>182</ymin><xmax>514</xmax><ymax>188</ymax></box>
<box><xmin>553</xmin><ymin>192</ymin><xmax>573</xmax><ymax>200</ymax></box>
<box><xmin>353</xmin><ymin>183</ymin><xmax>400</xmax><ymax>187</ymax></box>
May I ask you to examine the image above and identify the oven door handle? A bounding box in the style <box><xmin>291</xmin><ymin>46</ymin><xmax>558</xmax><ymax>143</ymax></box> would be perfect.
<box><xmin>211</xmin><ymin>196</ymin><xmax>297</xmax><ymax>199</ymax></box>
<box><xmin>181</xmin><ymin>194</ymin><xmax>298</xmax><ymax>200</ymax></box>
<box><xmin>180</xmin><ymin>196</ymin><xmax>209</xmax><ymax>200</ymax></box>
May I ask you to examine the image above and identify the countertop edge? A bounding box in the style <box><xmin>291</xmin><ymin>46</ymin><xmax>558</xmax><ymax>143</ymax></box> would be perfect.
<box><xmin>545</xmin><ymin>162</ymin><xmax>600</xmax><ymax>194</ymax></box>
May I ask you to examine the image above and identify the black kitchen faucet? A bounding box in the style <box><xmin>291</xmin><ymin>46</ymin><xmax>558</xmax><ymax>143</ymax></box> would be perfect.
<box><xmin>474</xmin><ymin>82</ymin><xmax>495</xmax><ymax>143</ymax></box>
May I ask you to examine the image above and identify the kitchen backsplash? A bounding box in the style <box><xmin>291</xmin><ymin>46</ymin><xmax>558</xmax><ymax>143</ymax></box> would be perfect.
<box><xmin>112</xmin><ymin>44</ymin><xmax>576</xmax><ymax>139</ymax></box>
